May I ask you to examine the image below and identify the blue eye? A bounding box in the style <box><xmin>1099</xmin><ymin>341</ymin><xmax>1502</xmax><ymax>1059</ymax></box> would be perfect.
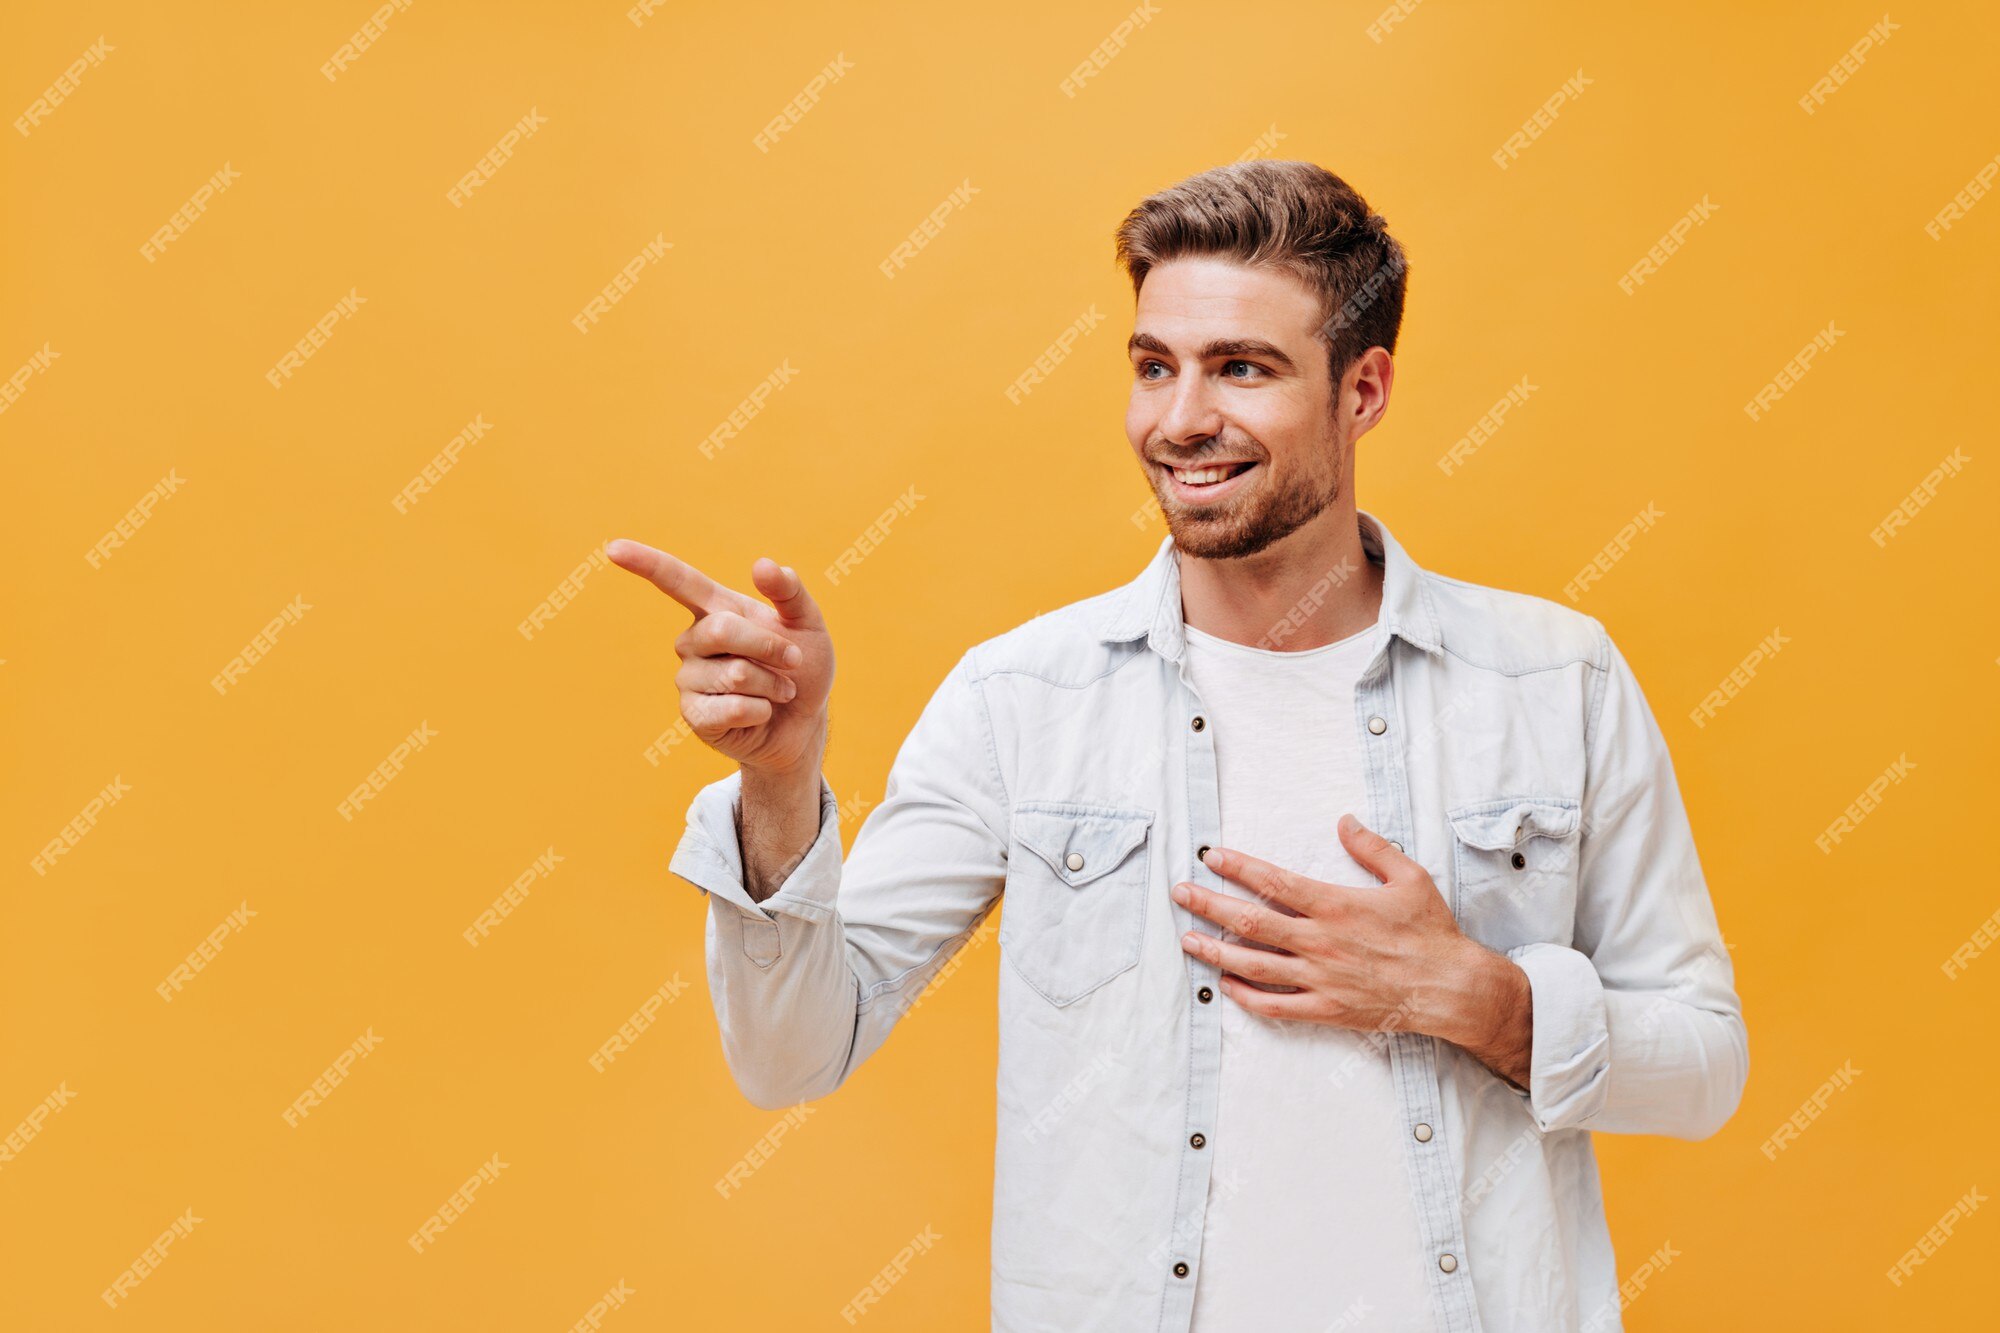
<box><xmin>1138</xmin><ymin>360</ymin><xmax>1169</xmax><ymax>379</ymax></box>
<box><xmin>1224</xmin><ymin>360</ymin><xmax>1263</xmax><ymax>379</ymax></box>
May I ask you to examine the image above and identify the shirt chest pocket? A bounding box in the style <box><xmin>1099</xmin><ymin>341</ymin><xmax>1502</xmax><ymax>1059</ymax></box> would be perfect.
<box><xmin>1000</xmin><ymin>803</ymin><xmax>1153</xmax><ymax>1007</ymax></box>
<box><xmin>1447</xmin><ymin>797</ymin><xmax>1581</xmax><ymax>951</ymax></box>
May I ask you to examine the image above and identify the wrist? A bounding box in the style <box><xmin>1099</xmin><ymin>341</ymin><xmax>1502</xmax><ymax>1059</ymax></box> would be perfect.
<box><xmin>1456</xmin><ymin>940</ymin><xmax>1528</xmax><ymax>1088</ymax></box>
<box><xmin>743</xmin><ymin>719</ymin><xmax>828</xmax><ymax>794</ymax></box>
<box><xmin>1428</xmin><ymin>941</ymin><xmax>1533</xmax><ymax>1086</ymax></box>
<box><xmin>741</xmin><ymin>759</ymin><xmax>824</xmax><ymax>809</ymax></box>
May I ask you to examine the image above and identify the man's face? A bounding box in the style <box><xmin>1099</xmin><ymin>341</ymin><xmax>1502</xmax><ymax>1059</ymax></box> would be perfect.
<box><xmin>1125</xmin><ymin>256</ymin><xmax>1346</xmax><ymax>560</ymax></box>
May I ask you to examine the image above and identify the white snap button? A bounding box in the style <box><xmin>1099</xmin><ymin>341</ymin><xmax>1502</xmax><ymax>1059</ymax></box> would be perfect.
<box><xmin>1439</xmin><ymin>1253</ymin><xmax>1458</xmax><ymax>1273</ymax></box>
<box><xmin>1065</xmin><ymin>852</ymin><xmax>1084</xmax><ymax>872</ymax></box>
<box><xmin>1413</xmin><ymin>1123</ymin><xmax>1432</xmax><ymax>1142</ymax></box>
<box><xmin>1367</xmin><ymin>716</ymin><xmax>1387</xmax><ymax>735</ymax></box>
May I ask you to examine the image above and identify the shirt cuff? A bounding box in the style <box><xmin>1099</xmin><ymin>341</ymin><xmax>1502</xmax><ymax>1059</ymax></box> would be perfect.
<box><xmin>1507</xmin><ymin>942</ymin><xmax>1611</xmax><ymax>1132</ymax></box>
<box><xmin>668</xmin><ymin>769</ymin><xmax>843</xmax><ymax>923</ymax></box>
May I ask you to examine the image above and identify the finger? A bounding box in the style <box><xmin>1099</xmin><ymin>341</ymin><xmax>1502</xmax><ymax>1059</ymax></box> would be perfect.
<box><xmin>676</xmin><ymin>610</ymin><xmax>803</xmax><ymax>670</ymax></box>
<box><xmin>1336</xmin><ymin>813</ymin><xmax>1414</xmax><ymax>885</ymax></box>
<box><xmin>678</xmin><ymin>655</ymin><xmax>798</xmax><ymax>704</ymax></box>
<box><xmin>1195</xmin><ymin>845</ymin><xmax>1321</xmax><ymax>914</ymax></box>
<box><xmin>1217</xmin><ymin>974</ymin><xmax>1319</xmax><ymax>1020</ymax></box>
<box><xmin>683</xmin><ymin>692</ymin><xmax>773</xmax><ymax>735</ymax></box>
<box><xmin>1180</xmin><ymin>931</ymin><xmax>1307</xmax><ymax>987</ymax></box>
<box><xmin>1171</xmin><ymin>881</ymin><xmax>1303</xmax><ymax>951</ymax></box>
<box><xmin>749</xmin><ymin>557</ymin><xmax>825</xmax><ymax>630</ymax></box>
<box><xmin>606</xmin><ymin>540</ymin><xmax>736</xmax><ymax>617</ymax></box>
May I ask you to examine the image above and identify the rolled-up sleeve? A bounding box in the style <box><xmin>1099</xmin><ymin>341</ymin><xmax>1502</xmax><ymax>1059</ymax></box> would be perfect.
<box><xmin>667</xmin><ymin>647</ymin><xmax>1011</xmax><ymax>1110</ymax></box>
<box><xmin>1511</xmin><ymin>627</ymin><xmax>1749</xmax><ymax>1139</ymax></box>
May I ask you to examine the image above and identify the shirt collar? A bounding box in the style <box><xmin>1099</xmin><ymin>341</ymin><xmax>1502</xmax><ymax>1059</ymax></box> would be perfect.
<box><xmin>1094</xmin><ymin>508</ymin><xmax>1445</xmax><ymax>661</ymax></box>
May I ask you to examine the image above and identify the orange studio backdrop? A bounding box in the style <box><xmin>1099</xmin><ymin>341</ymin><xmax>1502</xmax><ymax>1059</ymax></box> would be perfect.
<box><xmin>4</xmin><ymin>1</ymin><xmax>1997</xmax><ymax>1328</ymax></box>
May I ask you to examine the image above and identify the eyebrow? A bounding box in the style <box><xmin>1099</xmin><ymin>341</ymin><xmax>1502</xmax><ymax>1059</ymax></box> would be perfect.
<box><xmin>1127</xmin><ymin>332</ymin><xmax>1297</xmax><ymax>372</ymax></box>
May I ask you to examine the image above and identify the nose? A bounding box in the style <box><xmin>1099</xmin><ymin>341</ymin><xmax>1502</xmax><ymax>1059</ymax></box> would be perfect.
<box><xmin>1157</xmin><ymin>371</ymin><xmax>1224</xmax><ymax>447</ymax></box>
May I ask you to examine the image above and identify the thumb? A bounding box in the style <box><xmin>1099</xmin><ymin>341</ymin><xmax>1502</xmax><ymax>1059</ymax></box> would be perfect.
<box><xmin>1337</xmin><ymin>813</ymin><xmax>1409</xmax><ymax>884</ymax></box>
<box><xmin>750</xmin><ymin>557</ymin><xmax>823</xmax><ymax>628</ymax></box>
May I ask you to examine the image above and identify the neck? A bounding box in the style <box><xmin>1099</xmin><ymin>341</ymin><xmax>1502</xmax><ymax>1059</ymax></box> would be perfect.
<box><xmin>1177</xmin><ymin>501</ymin><xmax>1384</xmax><ymax>651</ymax></box>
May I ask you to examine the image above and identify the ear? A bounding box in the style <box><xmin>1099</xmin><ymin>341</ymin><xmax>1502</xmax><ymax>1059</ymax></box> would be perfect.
<box><xmin>1343</xmin><ymin>346</ymin><xmax>1395</xmax><ymax>441</ymax></box>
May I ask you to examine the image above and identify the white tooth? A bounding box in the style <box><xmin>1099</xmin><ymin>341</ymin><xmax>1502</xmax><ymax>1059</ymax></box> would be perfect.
<box><xmin>1174</xmin><ymin>466</ymin><xmax>1234</xmax><ymax>485</ymax></box>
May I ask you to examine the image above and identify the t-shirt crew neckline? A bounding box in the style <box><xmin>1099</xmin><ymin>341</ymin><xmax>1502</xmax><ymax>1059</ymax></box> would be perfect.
<box><xmin>1181</xmin><ymin>615</ymin><xmax>1380</xmax><ymax>661</ymax></box>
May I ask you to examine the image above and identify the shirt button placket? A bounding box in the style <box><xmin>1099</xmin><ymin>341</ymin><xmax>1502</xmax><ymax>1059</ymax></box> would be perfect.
<box><xmin>1359</xmin><ymin>675</ymin><xmax>1468</xmax><ymax>1318</ymax></box>
<box><xmin>1176</xmin><ymin>674</ymin><xmax>1223</xmax><ymax>1321</ymax></box>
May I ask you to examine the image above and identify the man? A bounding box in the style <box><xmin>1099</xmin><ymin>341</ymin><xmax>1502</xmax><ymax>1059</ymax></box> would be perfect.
<box><xmin>608</xmin><ymin>160</ymin><xmax>1746</xmax><ymax>1333</ymax></box>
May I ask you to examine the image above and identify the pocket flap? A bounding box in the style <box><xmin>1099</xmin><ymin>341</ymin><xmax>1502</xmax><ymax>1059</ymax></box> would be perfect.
<box><xmin>1447</xmin><ymin>798</ymin><xmax>1580</xmax><ymax>852</ymax></box>
<box><xmin>1012</xmin><ymin>806</ymin><xmax>1152</xmax><ymax>887</ymax></box>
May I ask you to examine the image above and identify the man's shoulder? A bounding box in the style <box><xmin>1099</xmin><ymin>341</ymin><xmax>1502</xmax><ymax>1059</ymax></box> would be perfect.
<box><xmin>1421</xmin><ymin>568</ymin><xmax>1610</xmax><ymax>676</ymax></box>
<box><xmin>958</xmin><ymin>586</ymin><xmax>1138</xmax><ymax>688</ymax></box>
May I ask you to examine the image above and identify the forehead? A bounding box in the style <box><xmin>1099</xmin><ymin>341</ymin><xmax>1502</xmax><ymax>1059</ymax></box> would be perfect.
<box><xmin>1132</xmin><ymin>256</ymin><xmax>1323</xmax><ymax>345</ymax></box>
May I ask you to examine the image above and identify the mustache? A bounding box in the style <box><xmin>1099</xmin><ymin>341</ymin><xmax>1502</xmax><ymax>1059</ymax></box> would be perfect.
<box><xmin>1147</xmin><ymin>436</ymin><xmax>1264</xmax><ymax>469</ymax></box>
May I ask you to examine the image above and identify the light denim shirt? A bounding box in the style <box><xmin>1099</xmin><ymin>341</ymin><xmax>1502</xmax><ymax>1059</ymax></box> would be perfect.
<box><xmin>669</xmin><ymin>509</ymin><xmax>1747</xmax><ymax>1333</ymax></box>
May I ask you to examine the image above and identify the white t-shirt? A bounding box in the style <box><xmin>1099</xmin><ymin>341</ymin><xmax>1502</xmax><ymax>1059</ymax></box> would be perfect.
<box><xmin>1182</xmin><ymin>616</ymin><xmax>1435</xmax><ymax>1331</ymax></box>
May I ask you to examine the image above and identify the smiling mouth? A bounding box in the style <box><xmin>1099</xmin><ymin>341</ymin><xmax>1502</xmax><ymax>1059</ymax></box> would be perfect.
<box><xmin>1165</xmin><ymin>460</ymin><xmax>1257</xmax><ymax>488</ymax></box>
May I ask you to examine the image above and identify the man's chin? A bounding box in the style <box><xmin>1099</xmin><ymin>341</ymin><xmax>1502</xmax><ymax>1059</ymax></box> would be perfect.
<box><xmin>1160</xmin><ymin>494</ymin><xmax>1336</xmax><ymax>561</ymax></box>
<box><xmin>1161</xmin><ymin>510</ymin><xmax>1273</xmax><ymax>561</ymax></box>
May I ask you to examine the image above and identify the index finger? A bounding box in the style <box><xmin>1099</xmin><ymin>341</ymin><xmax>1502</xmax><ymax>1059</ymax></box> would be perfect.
<box><xmin>606</xmin><ymin>539</ymin><xmax>735</xmax><ymax>616</ymax></box>
<box><xmin>1197</xmin><ymin>845</ymin><xmax>1327</xmax><ymax>915</ymax></box>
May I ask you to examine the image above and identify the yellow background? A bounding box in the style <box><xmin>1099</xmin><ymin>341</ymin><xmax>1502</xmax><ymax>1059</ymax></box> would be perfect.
<box><xmin>5</xmin><ymin>1</ymin><xmax>1997</xmax><ymax>1328</ymax></box>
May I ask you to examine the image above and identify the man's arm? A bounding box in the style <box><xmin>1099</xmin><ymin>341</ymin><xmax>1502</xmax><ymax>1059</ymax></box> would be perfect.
<box><xmin>1505</xmin><ymin>627</ymin><xmax>1749</xmax><ymax>1138</ymax></box>
<box><xmin>670</xmin><ymin>650</ymin><xmax>1009</xmax><ymax>1110</ymax></box>
<box><xmin>1169</xmin><ymin>628</ymin><xmax>1745</xmax><ymax>1135</ymax></box>
<box><xmin>606</xmin><ymin>540</ymin><xmax>1009</xmax><ymax>1112</ymax></box>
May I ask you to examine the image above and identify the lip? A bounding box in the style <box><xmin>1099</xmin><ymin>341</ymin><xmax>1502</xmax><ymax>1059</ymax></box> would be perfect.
<box><xmin>1162</xmin><ymin>460</ymin><xmax>1259</xmax><ymax>506</ymax></box>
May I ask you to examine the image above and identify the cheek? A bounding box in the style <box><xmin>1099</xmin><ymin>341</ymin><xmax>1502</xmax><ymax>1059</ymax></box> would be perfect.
<box><xmin>1242</xmin><ymin>398</ymin><xmax>1327</xmax><ymax>474</ymax></box>
<box><xmin>1125</xmin><ymin>394</ymin><xmax>1154</xmax><ymax>453</ymax></box>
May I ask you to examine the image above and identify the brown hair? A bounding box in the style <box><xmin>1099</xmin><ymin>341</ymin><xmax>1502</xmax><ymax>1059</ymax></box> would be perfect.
<box><xmin>1112</xmin><ymin>160</ymin><xmax>1409</xmax><ymax>388</ymax></box>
